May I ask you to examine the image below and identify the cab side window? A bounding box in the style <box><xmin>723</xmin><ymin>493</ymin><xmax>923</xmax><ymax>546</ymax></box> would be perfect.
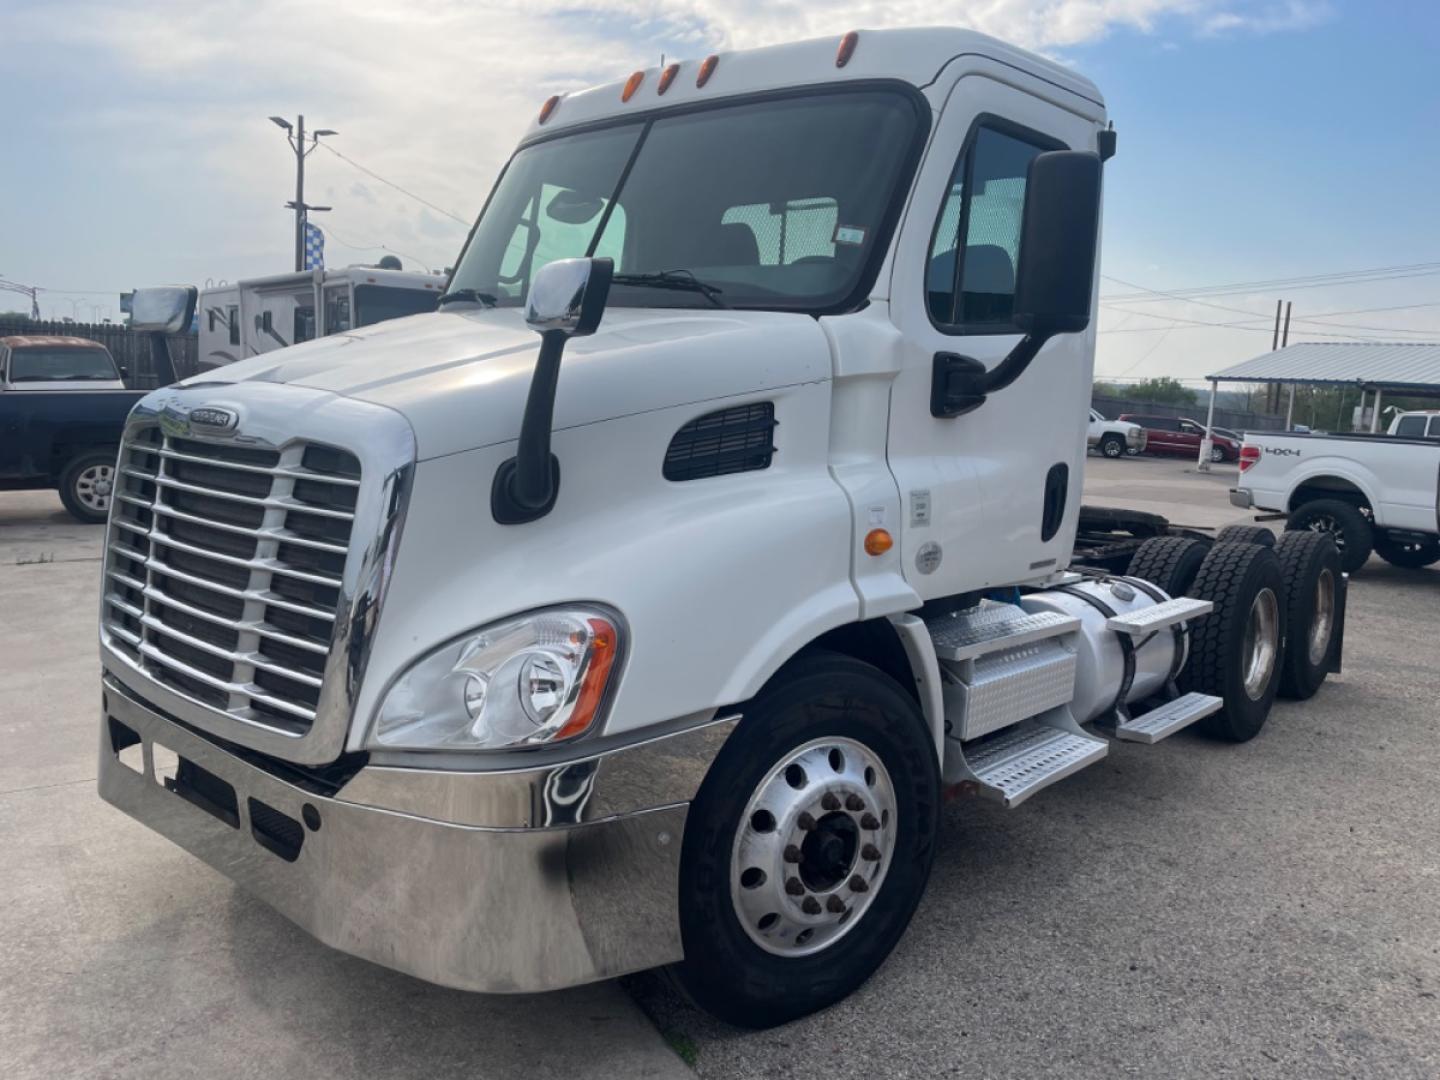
<box><xmin>927</xmin><ymin>122</ymin><xmax>1060</xmax><ymax>330</ymax></box>
<box><xmin>1395</xmin><ymin>415</ymin><xmax>1426</xmax><ymax>437</ymax></box>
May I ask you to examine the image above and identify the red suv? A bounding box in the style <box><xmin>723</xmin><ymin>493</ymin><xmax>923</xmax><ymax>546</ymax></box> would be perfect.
<box><xmin>1118</xmin><ymin>414</ymin><xmax>1239</xmax><ymax>462</ymax></box>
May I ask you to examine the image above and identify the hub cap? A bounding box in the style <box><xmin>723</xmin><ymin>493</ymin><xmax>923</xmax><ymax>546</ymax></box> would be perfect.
<box><xmin>75</xmin><ymin>464</ymin><xmax>114</xmax><ymax>513</ymax></box>
<box><xmin>1308</xmin><ymin>568</ymin><xmax>1336</xmax><ymax>666</ymax></box>
<box><xmin>730</xmin><ymin>738</ymin><xmax>896</xmax><ymax>957</ymax></box>
<box><xmin>1241</xmin><ymin>586</ymin><xmax>1280</xmax><ymax>700</ymax></box>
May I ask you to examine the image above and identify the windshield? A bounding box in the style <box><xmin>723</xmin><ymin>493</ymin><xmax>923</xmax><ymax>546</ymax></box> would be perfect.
<box><xmin>448</xmin><ymin>88</ymin><xmax>923</xmax><ymax>313</ymax></box>
<box><xmin>8</xmin><ymin>346</ymin><xmax>118</xmax><ymax>382</ymax></box>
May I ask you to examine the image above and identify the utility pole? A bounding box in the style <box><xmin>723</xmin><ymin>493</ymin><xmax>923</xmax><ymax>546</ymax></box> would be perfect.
<box><xmin>270</xmin><ymin>115</ymin><xmax>337</xmax><ymax>271</ymax></box>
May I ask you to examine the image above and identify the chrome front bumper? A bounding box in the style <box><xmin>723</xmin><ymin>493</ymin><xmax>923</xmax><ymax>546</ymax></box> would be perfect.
<box><xmin>99</xmin><ymin>677</ymin><xmax>734</xmax><ymax>994</ymax></box>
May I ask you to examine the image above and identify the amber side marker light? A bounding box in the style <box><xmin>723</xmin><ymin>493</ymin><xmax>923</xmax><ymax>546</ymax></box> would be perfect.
<box><xmin>622</xmin><ymin>70</ymin><xmax>645</xmax><ymax>102</ymax></box>
<box><xmin>554</xmin><ymin>618</ymin><xmax>619</xmax><ymax>741</ymax></box>
<box><xmin>864</xmin><ymin>528</ymin><xmax>893</xmax><ymax>557</ymax></box>
<box><xmin>657</xmin><ymin>63</ymin><xmax>680</xmax><ymax>95</ymax></box>
<box><xmin>538</xmin><ymin>95</ymin><xmax>560</xmax><ymax>124</ymax></box>
<box><xmin>697</xmin><ymin>54</ymin><xmax>719</xmax><ymax>87</ymax></box>
<box><xmin>836</xmin><ymin>30</ymin><xmax>859</xmax><ymax>68</ymax></box>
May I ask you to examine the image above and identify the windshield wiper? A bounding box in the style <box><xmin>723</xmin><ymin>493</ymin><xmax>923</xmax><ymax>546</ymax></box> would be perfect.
<box><xmin>437</xmin><ymin>288</ymin><xmax>499</xmax><ymax>308</ymax></box>
<box><xmin>611</xmin><ymin>270</ymin><xmax>728</xmax><ymax>309</ymax></box>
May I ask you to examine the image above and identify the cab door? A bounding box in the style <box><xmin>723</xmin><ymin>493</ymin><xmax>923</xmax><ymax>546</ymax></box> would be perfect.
<box><xmin>884</xmin><ymin>70</ymin><xmax>1104</xmax><ymax>598</ymax></box>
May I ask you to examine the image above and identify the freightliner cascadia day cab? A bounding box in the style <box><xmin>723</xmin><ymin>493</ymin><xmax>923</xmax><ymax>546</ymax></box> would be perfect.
<box><xmin>102</xmin><ymin>29</ymin><xmax>1348</xmax><ymax>1027</ymax></box>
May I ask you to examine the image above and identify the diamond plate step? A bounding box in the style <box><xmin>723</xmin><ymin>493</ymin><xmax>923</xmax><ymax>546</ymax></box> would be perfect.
<box><xmin>1106</xmin><ymin>596</ymin><xmax>1213</xmax><ymax>636</ymax></box>
<box><xmin>945</xmin><ymin>639</ymin><xmax>1077</xmax><ymax>741</ymax></box>
<box><xmin>962</xmin><ymin>723</ymin><xmax>1107</xmax><ymax>808</ymax></box>
<box><xmin>927</xmin><ymin>603</ymin><xmax>1080</xmax><ymax>662</ymax></box>
<box><xmin>1114</xmin><ymin>692</ymin><xmax>1222</xmax><ymax>744</ymax></box>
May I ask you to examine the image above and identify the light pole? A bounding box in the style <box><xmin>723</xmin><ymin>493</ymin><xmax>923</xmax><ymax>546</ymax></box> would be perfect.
<box><xmin>270</xmin><ymin>115</ymin><xmax>337</xmax><ymax>271</ymax></box>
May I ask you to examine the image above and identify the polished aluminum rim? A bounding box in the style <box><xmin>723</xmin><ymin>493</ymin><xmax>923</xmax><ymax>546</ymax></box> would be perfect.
<box><xmin>1304</xmin><ymin>514</ymin><xmax>1344</xmax><ymax>550</ymax></box>
<box><xmin>1103</xmin><ymin>439</ymin><xmax>1123</xmax><ymax>457</ymax></box>
<box><xmin>730</xmin><ymin>737</ymin><xmax>896</xmax><ymax>958</ymax></box>
<box><xmin>1307</xmin><ymin>568</ymin><xmax>1336</xmax><ymax>666</ymax></box>
<box><xmin>76</xmin><ymin>463</ymin><xmax>114</xmax><ymax>512</ymax></box>
<box><xmin>1241</xmin><ymin>587</ymin><xmax>1280</xmax><ymax>700</ymax></box>
<box><xmin>1210</xmin><ymin>444</ymin><xmax>1226</xmax><ymax>462</ymax></box>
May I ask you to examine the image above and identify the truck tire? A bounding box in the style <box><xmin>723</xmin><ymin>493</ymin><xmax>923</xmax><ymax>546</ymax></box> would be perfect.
<box><xmin>1125</xmin><ymin>536</ymin><xmax>1210</xmax><ymax>597</ymax></box>
<box><xmin>1181</xmin><ymin>542</ymin><xmax>1287</xmax><ymax>742</ymax></box>
<box><xmin>1285</xmin><ymin>498</ymin><xmax>1372</xmax><ymax>573</ymax></box>
<box><xmin>58</xmin><ymin>450</ymin><xmax>118</xmax><ymax>524</ymax></box>
<box><xmin>671</xmin><ymin>651</ymin><xmax>939</xmax><ymax>1028</ymax></box>
<box><xmin>1373</xmin><ymin>532</ymin><xmax>1440</xmax><ymax>569</ymax></box>
<box><xmin>1274</xmin><ymin>532</ymin><xmax>1341</xmax><ymax>700</ymax></box>
<box><xmin>1099</xmin><ymin>433</ymin><xmax>1126</xmax><ymax>459</ymax></box>
<box><xmin>1214</xmin><ymin>524</ymin><xmax>1275</xmax><ymax>547</ymax></box>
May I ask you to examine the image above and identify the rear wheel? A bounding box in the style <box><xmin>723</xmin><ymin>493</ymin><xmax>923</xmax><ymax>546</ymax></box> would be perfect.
<box><xmin>58</xmin><ymin>450</ymin><xmax>117</xmax><ymax>524</ymax></box>
<box><xmin>1126</xmin><ymin>536</ymin><xmax>1210</xmax><ymax>597</ymax></box>
<box><xmin>1209</xmin><ymin>443</ymin><xmax>1227</xmax><ymax>463</ymax></box>
<box><xmin>1182</xmin><ymin>542</ymin><xmax>1287</xmax><ymax>742</ymax></box>
<box><xmin>1214</xmin><ymin>524</ymin><xmax>1275</xmax><ymax>547</ymax></box>
<box><xmin>1274</xmin><ymin>532</ymin><xmax>1341</xmax><ymax>700</ymax></box>
<box><xmin>1286</xmin><ymin>498</ymin><xmax>1373</xmax><ymax>573</ymax></box>
<box><xmin>1373</xmin><ymin>532</ymin><xmax>1440</xmax><ymax>569</ymax></box>
<box><xmin>1099</xmin><ymin>433</ymin><xmax>1126</xmax><ymax>459</ymax></box>
<box><xmin>671</xmin><ymin>652</ymin><xmax>940</xmax><ymax>1028</ymax></box>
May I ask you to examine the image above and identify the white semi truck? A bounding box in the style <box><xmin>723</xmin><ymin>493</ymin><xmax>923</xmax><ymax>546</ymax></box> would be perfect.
<box><xmin>196</xmin><ymin>265</ymin><xmax>443</xmax><ymax>370</ymax></box>
<box><xmin>102</xmin><ymin>28</ymin><xmax>1348</xmax><ymax>1027</ymax></box>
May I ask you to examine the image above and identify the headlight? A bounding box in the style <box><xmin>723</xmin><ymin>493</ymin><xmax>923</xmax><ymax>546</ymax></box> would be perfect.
<box><xmin>370</xmin><ymin>607</ymin><xmax>620</xmax><ymax>751</ymax></box>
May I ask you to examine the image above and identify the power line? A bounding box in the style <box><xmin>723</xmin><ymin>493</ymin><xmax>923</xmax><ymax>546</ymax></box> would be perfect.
<box><xmin>315</xmin><ymin>143</ymin><xmax>470</xmax><ymax>226</ymax></box>
<box><xmin>1100</xmin><ymin>261</ymin><xmax>1440</xmax><ymax>302</ymax></box>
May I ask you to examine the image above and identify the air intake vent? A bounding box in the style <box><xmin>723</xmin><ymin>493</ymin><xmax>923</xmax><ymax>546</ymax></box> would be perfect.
<box><xmin>664</xmin><ymin>402</ymin><xmax>777</xmax><ymax>482</ymax></box>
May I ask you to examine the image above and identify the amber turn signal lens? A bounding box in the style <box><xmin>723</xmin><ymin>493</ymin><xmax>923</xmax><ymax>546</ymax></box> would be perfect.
<box><xmin>622</xmin><ymin>70</ymin><xmax>645</xmax><ymax>102</ymax></box>
<box><xmin>697</xmin><ymin>54</ymin><xmax>719</xmax><ymax>87</ymax></box>
<box><xmin>538</xmin><ymin>95</ymin><xmax>560</xmax><ymax>124</ymax></box>
<box><xmin>836</xmin><ymin>31</ymin><xmax>859</xmax><ymax>68</ymax></box>
<box><xmin>657</xmin><ymin>63</ymin><xmax>680</xmax><ymax>95</ymax></box>
<box><xmin>864</xmin><ymin>528</ymin><xmax>893</xmax><ymax>556</ymax></box>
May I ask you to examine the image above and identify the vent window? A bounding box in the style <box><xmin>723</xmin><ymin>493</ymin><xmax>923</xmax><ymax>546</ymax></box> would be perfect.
<box><xmin>664</xmin><ymin>403</ymin><xmax>777</xmax><ymax>482</ymax></box>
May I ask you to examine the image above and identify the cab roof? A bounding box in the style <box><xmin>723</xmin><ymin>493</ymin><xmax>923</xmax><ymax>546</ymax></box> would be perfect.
<box><xmin>0</xmin><ymin>334</ymin><xmax>109</xmax><ymax>350</ymax></box>
<box><xmin>526</xmin><ymin>27</ymin><xmax>1104</xmax><ymax>138</ymax></box>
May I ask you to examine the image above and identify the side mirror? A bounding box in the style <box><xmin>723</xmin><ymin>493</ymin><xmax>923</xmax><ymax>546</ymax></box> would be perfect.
<box><xmin>1012</xmin><ymin>151</ymin><xmax>1103</xmax><ymax>336</ymax></box>
<box><xmin>494</xmin><ymin>257</ymin><xmax>614</xmax><ymax>524</ymax></box>
<box><xmin>931</xmin><ymin>151</ymin><xmax>1103</xmax><ymax>418</ymax></box>
<box><xmin>524</xmin><ymin>257</ymin><xmax>613</xmax><ymax>337</ymax></box>
<box><xmin>129</xmin><ymin>286</ymin><xmax>198</xmax><ymax>334</ymax></box>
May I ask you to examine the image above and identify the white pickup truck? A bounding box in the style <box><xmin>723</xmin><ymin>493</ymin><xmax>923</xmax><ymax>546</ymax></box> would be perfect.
<box><xmin>1232</xmin><ymin>430</ymin><xmax>1440</xmax><ymax>571</ymax></box>
<box><xmin>1086</xmin><ymin>408</ymin><xmax>1146</xmax><ymax>458</ymax></box>
<box><xmin>100</xmin><ymin>28</ymin><xmax>1350</xmax><ymax>1028</ymax></box>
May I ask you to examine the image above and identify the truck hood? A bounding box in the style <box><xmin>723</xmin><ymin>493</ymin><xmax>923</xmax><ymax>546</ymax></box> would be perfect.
<box><xmin>187</xmin><ymin>307</ymin><xmax>832</xmax><ymax>460</ymax></box>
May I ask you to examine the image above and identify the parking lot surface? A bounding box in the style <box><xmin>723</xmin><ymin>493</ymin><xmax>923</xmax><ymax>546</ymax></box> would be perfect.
<box><xmin>3</xmin><ymin>455</ymin><xmax>1438</xmax><ymax>1079</ymax></box>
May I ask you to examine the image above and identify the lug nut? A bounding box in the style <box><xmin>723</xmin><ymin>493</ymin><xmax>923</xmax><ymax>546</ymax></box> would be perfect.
<box><xmin>798</xmin><ymin>811</ymin><xmax>818</xmax><ymax>831</ymax></box>
<box><xmin>821</xmin><ymin>792</ymin><xmax>841</xmax><ymax>812</ymax></box>
<box><xmin>783</xmin><ymin>844</ymin><xmax>802</xmax><ymax>864</ymax></box>
<box><xmin>801</xmin><ymin>896</ymin><xmax>822</xmax><ymax>915</ymax></box>
<box><xmin>860</xmin><ymin>813</ymin><xmax>881</xmax><ymax>830</ymax></box>
<box><xmin>826</xmin><ymin>895</ymin><xmax>847</xmax><ymax>914</ymax></box>
<box><xmin>848</xmin><ymin>874</ymin><xmax>870</xmax><ymax>893</ymax></box>
<box><xmin>785</xmin><ymin>877</ymin><xmax>805</xmax><ymax>896</ymax></box>
<box><xmin>845</xmin><ymin>794</ymin><xmax>865</xmax><ymax>812</ymax></box>
<box><xmin>862</xmin><ymin>843</ymin><xmax>882</xmax><ymax>861</ymax></box>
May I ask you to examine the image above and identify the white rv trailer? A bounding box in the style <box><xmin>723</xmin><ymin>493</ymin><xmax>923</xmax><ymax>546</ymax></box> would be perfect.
<box><xmin>197</xmin><ymin>267</ymin><xmax>443</xmax><ymax>369</ymax></box>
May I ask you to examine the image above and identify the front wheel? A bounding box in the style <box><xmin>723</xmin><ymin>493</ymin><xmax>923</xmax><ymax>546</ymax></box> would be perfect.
<box><xmin>58</xmin><ymin>450</ymin><xmax>117</xmax><ymax>524</ymax></box>
<box><xmin>1100</xmin><ymin>433</ymin><xmax>1126</xmax><ymax>459</ymax></box>
<box><xmin>1373</xmin><ymin>532</ymin><xmax>1440</xmax><ymax>569</ymax></box>
<box><xmin>671</xmin><ymin>652</ymin><xmax>940</xmax><ymax>1028</ymax></box>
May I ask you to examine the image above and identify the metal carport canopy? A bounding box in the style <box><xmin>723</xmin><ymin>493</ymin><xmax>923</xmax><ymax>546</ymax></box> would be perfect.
<box><xmin>1208</xmin><ymin>342</ymin><xmax>1440</xmax><ymax>391</ymax></box>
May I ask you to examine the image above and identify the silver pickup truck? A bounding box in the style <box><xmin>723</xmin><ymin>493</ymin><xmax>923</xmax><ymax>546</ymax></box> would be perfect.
<box><xmin>1232</xmin><ymin>429</ymin><xmax>1440</xmax><ymax>571</ymax></box>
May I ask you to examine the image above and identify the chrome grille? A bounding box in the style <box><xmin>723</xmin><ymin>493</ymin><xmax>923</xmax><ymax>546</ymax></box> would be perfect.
<box><xmin>102</xmin><ymin>425</ymin><xmax>361</xmax><ymax>735</ymax></box>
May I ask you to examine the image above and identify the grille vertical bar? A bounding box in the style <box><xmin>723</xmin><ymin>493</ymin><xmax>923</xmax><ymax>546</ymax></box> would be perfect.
<box><xmin>102</xmin><ymin>425</ymin><xmax>360</xmax><ymax>734</ymax></box>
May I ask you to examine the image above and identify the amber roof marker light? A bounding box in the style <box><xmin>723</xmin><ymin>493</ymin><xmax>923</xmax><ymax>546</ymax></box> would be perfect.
<box><xmin>696</xmin><ymin>54</ymin><xmax>719</xmax><ymax>87</ymax></box>
<box><xmin>538</xmin><ymin>95</ymin><xmax>560</xmax><ymax>125</ymax></box>
<box><xmin>657</xmin><ymin>63</ymin><xmax>680</xmax><ymax>95</ymax></box>
<box><xmin>836</xmin><ymin>31</ymin><xmax>859</xmax><ymax>68</ymax></box>
<box><xmin>622</xmin><ymin>70</ymin><xmax>645</xmax><ymax>102</ymax></box>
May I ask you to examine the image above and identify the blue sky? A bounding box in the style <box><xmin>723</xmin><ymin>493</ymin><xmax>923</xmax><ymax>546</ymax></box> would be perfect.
<box><xmin>0</xmin><ymin>0</ymin><xmax>1436</xmax><ymax>383</ymax></box>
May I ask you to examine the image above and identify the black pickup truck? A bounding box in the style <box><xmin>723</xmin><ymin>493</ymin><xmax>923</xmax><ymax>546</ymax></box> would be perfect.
<box><xmin>0</xmin><ymin>335</ymin><xmax>145</xmax><ymax>523</ymax></box>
